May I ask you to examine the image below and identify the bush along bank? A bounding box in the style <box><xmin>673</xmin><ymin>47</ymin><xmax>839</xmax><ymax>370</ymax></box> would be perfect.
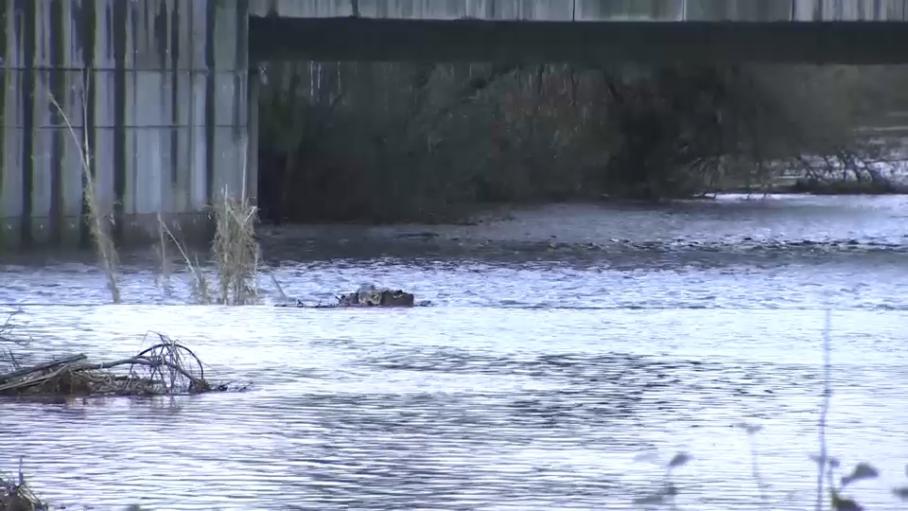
<box><xmin>257</xmin><ymin>62</ymin><xmax>908</xmax><ymax>223</ymax></box>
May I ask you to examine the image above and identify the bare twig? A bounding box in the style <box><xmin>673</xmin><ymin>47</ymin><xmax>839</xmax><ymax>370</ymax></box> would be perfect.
<box><xmin>0</xmin><ymin>309</ymin><xmax>18</xmax><ymax>336</ymax></box>
<box><xmin>816</xmin><ymin>310</ymin><xmax>833</xmax><ymax>511</ymax></box>
<box><xmin>155</xmin><ymin>212</ymin><xmax>173</xmax><ymax>296</ymax></box>
<box><xmin>73</xmin><ymin>357</ymin><xmax>204</xmax><ymax>391</ymax></box>
<box><xmin>158</xmin><ymin>217</ymin><xmax>211</xmax><ymax>304</ymax></box>
<box><xmin>0</xmin><ymin>309</ymin><xmax>26</xmax><ymax>346</ymax></box>
<box><xmin>737</xmin><ymin>423</ymin><xmax>768</xmax><ymax>507</ymax></box>
<box><xmin>270</xmin><ymin>273</ymin><xmax>289</xmax><ymax>301</ymax></box>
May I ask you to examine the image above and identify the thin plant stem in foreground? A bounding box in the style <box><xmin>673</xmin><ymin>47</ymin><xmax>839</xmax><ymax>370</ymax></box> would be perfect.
<box><xmin>157</xmin><ymin>217</ymin><xmax>211</xmax><ymax>304</ymax></box>
<box><xmin>816</xmin><ymin>310</ymin><xmax>832</xmax><ymax>511</ymax></box>
<box><xmin>155</xmin><ymin>211</ymin><xmax>173</xmax><ymax>296</ymax></box>
<box><xmin>48</xmin><ymin>87</ymin><xmax>120</xmax><ymax>303</ymax></box>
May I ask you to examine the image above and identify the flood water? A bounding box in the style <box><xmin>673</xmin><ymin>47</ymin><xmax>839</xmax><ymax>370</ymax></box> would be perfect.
<box><xmin>1</xmin><ymin>194</ymin><xmax>907</xmax><ymax>510</ymax></box>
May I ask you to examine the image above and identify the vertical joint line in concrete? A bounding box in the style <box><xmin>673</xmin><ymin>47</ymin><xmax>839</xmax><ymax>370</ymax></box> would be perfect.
<box><xmin>113</xmin><ymin>0</ymin><xmax>128</xmax><ymax>242</ymax></box>
<box><xmin>0</xmin><ymin>3</ymin><xmax>7</xmax><ymax>204</ymax></box>
<box><xmin>170</xmin><ymin>0</ymin><xmax>181</xmax><ymax>188</ymax></box>
<box><xmin>79</xmin><ymin>0</ymin><xmax>98</xmax><ymax>249</ymax></box>
<box><xmin>18</xmin><ymin>0</ymin><xmax>37</xmax><ymax>246</ymax></box>
<box><xmin>204</xmin><ymin>0</ymin><xmax>216</xmax><ymax>204</ymax></box>
<box><xmin>49</xmin><ymin>0</ymin><xmax>66</xmax><ymax>244</ymax></box>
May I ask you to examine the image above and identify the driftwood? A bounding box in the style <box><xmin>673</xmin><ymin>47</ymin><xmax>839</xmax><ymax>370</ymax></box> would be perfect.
<box><xmin>276</xmin><ymin>284</ymin><xmax>418</xmax><ymax>308</ymax></box>
<box><xmin>335</xmin><ymin>284</ymin><xmax>415</xmax><ymax>307</ymax></box>
<box><xmin>0</xmin><ymin>334</ymin><xmax>219</xmax><ymax>397</ymax></box>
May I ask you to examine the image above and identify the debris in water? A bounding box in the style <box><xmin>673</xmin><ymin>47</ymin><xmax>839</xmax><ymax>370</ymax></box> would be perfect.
<box><xmin>0</xmin><ymin>333</ymin><xmax>224</xmax><ymax>397</ymax></box>
<box><xmin>335</xmin><ymin>284</ymin><xmax>415</xmax><ymax>307</ymax></box>
<box><xmin>275</xmin><ymin>284</ymin><xmax>421</xmax><ymax>308</ymax></box>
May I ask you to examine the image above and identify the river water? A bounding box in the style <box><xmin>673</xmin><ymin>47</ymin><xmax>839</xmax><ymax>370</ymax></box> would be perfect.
<box><xmin>1</xmin><ymin>194</ymin><xmax>907</xmax><ymax>510</ymax></box>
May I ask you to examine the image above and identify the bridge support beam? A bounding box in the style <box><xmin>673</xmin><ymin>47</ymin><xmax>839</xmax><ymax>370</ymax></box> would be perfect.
<box><xmin>251</xmin><ymin>17</ymin><xmax>908</xmax><ymax>65</ymax></box>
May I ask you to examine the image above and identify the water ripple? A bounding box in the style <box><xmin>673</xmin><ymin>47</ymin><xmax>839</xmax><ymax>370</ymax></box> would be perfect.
<box><xmin>1</xmin><ymin>196</ymin><xmax>907</xmax><ymax>509</ymax></box>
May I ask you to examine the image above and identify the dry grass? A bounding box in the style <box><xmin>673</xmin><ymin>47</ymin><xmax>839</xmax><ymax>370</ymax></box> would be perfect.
<box><xmin>155</xmin><ymin>212</ymin><xmax>173</xmax><ymax>296</ymax></box>
<box><xmin>49</xmin><ymin>87</ymin><xmax>120</xmax><ymax>304</ymax></box>
<box><xmin>0</xmin><ymin>310</ymin><xmax>20</xmax><ymax>345</ymax></box>
<box><xmin>157</xmin><ymin>217</ymin><xmax>211</xmax><ymax>304</ymax></box>
<box><xmin>0</xmin><ymin>310</ymin><xmax>29</xmax><ymax>371</ymax></box>
<box><xmin>212</xmin><ymin>192</ymin><xmax>260</xmax><ymax>305</ymax></box>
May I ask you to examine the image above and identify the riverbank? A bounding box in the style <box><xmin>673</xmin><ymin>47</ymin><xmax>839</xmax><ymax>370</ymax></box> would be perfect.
<box><xmin>3</xmin><ymin>194</ymin><xmax>906</xmax><ymax>308</ymax></box>
<box><xmin>256</xmin><ymin>193</ymin><xmax>908</xmax><ymax>248</ymax></box>
<box><xmin>4</xmin><ymin>193</ymin><xmax>908</xmax><ymax>265</ymax></box>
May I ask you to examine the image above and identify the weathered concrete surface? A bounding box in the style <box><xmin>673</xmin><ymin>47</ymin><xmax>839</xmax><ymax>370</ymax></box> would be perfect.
<box><xmin>251</xmin><ymin>0</ymin><xmax>908</xmax><ymax>21</ymax></box>
<box><xmin>1</xmin><ymin>0</ymin><xmax>250</xmax><ymax>249</ymax></box>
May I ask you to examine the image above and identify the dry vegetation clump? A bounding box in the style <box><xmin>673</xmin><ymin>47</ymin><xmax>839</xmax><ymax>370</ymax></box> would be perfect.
<box><xmin>212</xmin><ymin>194</ymin><xmax>260</xmax><ymax>305</ymax></box>
<box><xmin>0</xmin><ymin>469</ymin><xmax>46</xmax><ymax>511</ymax></box>
<box><xmin>0</xmin><ymin>333</ymin><xmax>219</xmax><ymax>397</ymax></box>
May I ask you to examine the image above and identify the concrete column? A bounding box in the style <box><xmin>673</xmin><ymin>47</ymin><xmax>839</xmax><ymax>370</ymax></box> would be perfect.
<box><xmin>0</xmin><ymin>0</ymin><xmax>250</xmax><ymax>250</ymax></box>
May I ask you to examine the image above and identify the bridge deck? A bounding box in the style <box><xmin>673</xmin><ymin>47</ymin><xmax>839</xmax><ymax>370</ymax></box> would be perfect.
<box><xmin>251</xmin><ymin>0</ymin><xmax>908</xmax><ymax>22</ymax></box>
<box><xmin>251</xmin><ymin>17</ymin><xmax>908</xmax><ymax>64</ymax></box>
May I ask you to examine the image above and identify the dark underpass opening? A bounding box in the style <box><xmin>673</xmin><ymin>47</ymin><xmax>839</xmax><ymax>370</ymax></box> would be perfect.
<box><xmin>249</xmin><ymin>17</ymin><xmax>908</xmax><ymax>225</ymax></box>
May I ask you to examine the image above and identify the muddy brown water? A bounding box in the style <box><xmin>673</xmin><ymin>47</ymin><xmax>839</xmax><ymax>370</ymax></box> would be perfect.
<box><xmin>1</xmin><ymin>194</ymin><xmax>907</xmax><ymax>510</ymax></box>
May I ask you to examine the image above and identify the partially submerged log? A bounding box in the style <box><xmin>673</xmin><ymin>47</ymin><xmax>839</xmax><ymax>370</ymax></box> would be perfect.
<box><xmin>336</xmin><ymin>284</ymin><xmax>415</xmax><ymax>307</ymax></box>
<box><xmin>0</xmin><ymin>334</ymin><xmax>223</xmax><ymax>398</ymax></box>
<box><xmin>0</xmin><ymin>354</ymin><xmax>85</xmax><ymax>386</ymax></box>
<box><xmin>276</xmin><ymin>284</ymin><xmax>418</xmax><ymax>308</ymax></box>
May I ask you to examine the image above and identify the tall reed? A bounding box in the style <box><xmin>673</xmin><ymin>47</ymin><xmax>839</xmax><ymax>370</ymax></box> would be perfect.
<box><xmin>212</xmin><ymin>192</ymin><xmax>259</xmax><ymax>305</ymax></box>
<box><xmin>157</xmin><ymin>216</ymin><xmax>211</xmax><ymax>304</ymax></box>
<box><xmin>49</xmin><ymin>84</ymin><xmax>120</xmax><ymax>303</ymax></box>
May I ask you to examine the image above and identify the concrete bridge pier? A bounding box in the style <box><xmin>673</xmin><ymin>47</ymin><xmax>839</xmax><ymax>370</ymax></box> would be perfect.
<box><xmin>0</xmin><ymin>0</ymin><xmax>252</xmax><ymax>250</ymax></box>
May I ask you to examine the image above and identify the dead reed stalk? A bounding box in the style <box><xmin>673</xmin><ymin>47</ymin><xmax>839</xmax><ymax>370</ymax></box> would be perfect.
<box><xmin>157</xmin><ymin>217</ymin><xmax>211</xmax><ymax>304</ymax></box>
<box><xmin>0</xmin><ymin>310</ymin><xmax>20</xmax><ymax>344</ymax></box>
<box><xmin>155</xmin><ymin>212</ymin><xmax>173</xmax><ymax>296</ymax></box>
<box><xmin>49</xmin><ymin>86</ymin><xmax>120</xmax><ymax>303</ymax></box>
<box><xmin>816</xmin><ymin>310</ymin><xmax>832</xmax><ymax>511</ymax></box>
<box><xmin>212</xmin><ymin>192</ymin><xmax>260</xmax><ymax>305</ymax></box>
<box><xmin>0</xmin><ymin>310</ymin><xmax>28</xmax><ymax>371</ymax></box>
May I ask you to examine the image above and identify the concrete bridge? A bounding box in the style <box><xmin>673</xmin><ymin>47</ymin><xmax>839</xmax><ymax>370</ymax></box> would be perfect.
<box><xmin>2</xmin><ymin>0</ymin><xmax>908</xmax><ymax>248</ymax></box>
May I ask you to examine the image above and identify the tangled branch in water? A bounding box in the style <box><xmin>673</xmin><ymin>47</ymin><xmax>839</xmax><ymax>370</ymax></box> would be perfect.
<box><xmin>0</xmin><ymin>332</ymin><xmax>221</xmax><ymax>397</ymax></box>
